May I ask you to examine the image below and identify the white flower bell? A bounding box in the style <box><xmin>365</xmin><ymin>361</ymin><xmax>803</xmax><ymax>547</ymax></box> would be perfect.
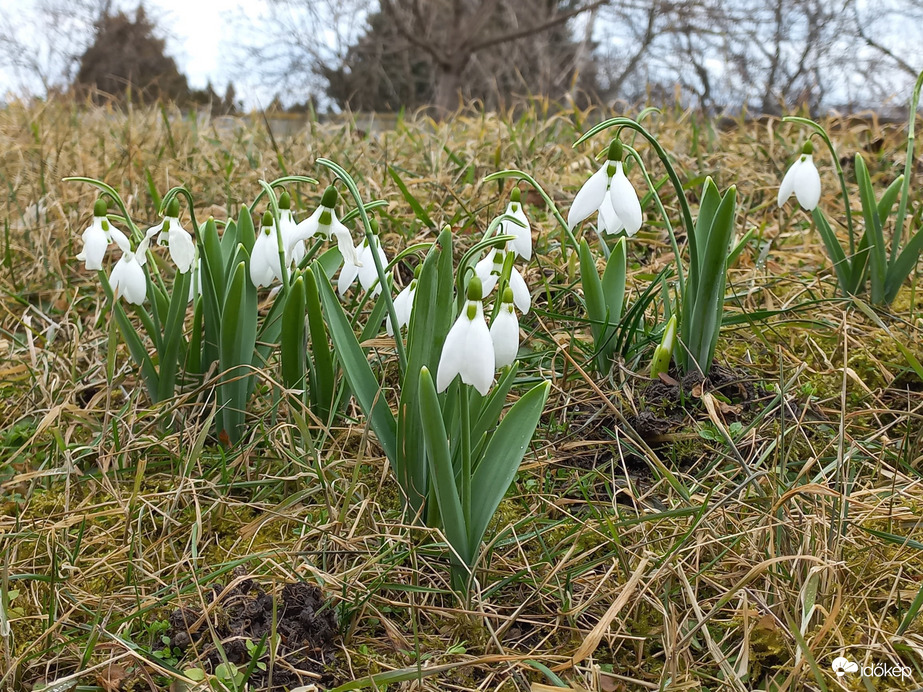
<box><xmin>778</xmin><ymin>141</ymin><xmax>821</xmax><ymax>211</ymax></box>
<box><xmin>490</xmin><ymin>287</ymin><xmax>520</xmax><ymax>369</ymax></box>
<box><xmin>474</xmin><ymin>246</ymin><xmax>530</xmax><ymax>314</ymax></box>
<box><xmin>148</xmin><ymin>198</ymin><xmax>195</xmax><ymax>273</ymax></box>
<box><xmin>386</xmin><ymin>266</ymin><xmax>419</xmax><ymax>336</ymax></box>
<box><xmin>339</xmin><ymin>222</ymin><xmax>388</xmax><ymax>296</ymax></box>
<box><xmin>250</xmin><ymin>211</ymin><xmax>285</xmax><ymax>288</ymax></box>
<box><xmin>499</xmin><ymin>187</ymin><xmax>532</xmax><ymax>261</ymax></box>
<box><xmin>287</xmin><ymin>186</ymin><xmax>360</xmax><ymax>268</ymax></box>
<box><xmin>109</xmin><ymin>227</ymin><xmax>156</xmax><ymax>305</ymax></box>
<box><xmin>568</xmin><ymin>140</ymin><xmax>643</xmax><ymax>236</ymax></box>
<box><xmin>437</xmin><ymin>276</ymin><xmax>495</xmax><ymax>396</ymax></box>
<box><xmin>76</xmin><ymin>198</ymin><xmax>128</xmax><ymax>271</ymax></box>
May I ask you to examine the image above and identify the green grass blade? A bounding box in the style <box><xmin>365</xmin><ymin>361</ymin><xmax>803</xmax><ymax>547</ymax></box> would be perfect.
<box><xmin>855</xmin><ymin>154</ymin><xmax>887</xmax><ymax>303</ymax></box>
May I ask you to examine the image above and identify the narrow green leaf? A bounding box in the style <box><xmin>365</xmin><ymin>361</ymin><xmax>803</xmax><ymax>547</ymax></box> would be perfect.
<box><xmin>579</xmin><ymin>238</ymin><xmax>607</xmax><ymax>371</ymax></box>
<box><xmin>885</xmin><ymin>227</ymin><xmax>923</xmax><ymax>303</ymax></box>
<box><xmin>280</xmin><ymin>276</ymin><xmax>307</xmax><ymax>393</ymax></box>
<box><xmin>218</xmin><ymin>258</ymin><xmax>258</xmax><ymax>443</ymax></box>
<box><xmin>156</xmin><ymin>268</ymin><xmax>191</xmax><ymax>402</ymax></box>
<box><xmin>469</xmin><ymin>380</ymin><xmax>549</xmax><ymax>551</ymax></box>
<box><xmin>304</xmin><ymin>267</ymin><xmax>335</xmax><ymax>422</ymax></box>
<box><xmin>315</xmin><ymin>263</ymin><xmax>397</xmax><ymax>463</ymax></box>
<box><xmin>397</xmin><ymin>228</ymin><xmax>454</xmax><ymax>515</ymax></box>
<box><xmin>418</xmin><ymin>367</ymin><xmax>470</xmax><ymax>564</ymax></box>
<box><xmin>855</xmin><ymin>154</ymin><xmax>888</xmax><ymax>304</ymax></box>
<box><xmin>685</xmin><ymin>186</ymin><xmax>736</xmax><ymax>374</ymax></box>
<box><xmin>811</xmin><ymin>208</ymin><xmax>853</xmax><ymax>295</ymax></box>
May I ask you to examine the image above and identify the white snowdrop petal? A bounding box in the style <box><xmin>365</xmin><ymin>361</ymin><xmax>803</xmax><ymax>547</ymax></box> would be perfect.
<box><xmin>337</xmin><ymin>256</ymin><xmax>360</xmax><ymax>296</ymax></box>
<box><xmin>793</xmin><ymin>155</ymin><xmax>821</xmax><ymax>211</ymax></box>
<box><xmin>462</xmin><ymin>305</ymin><xmax>495</xmax><ymax>396</ymax></box>
<box><xmin>110</xmin><ymin>226</ymin><xmax>131</xmax><ymax>254</ymax></box>
<box><xmin>123</xmin><ymin>261</ymin><xmax>147</xmax><ymax>304</ymax></box>
<box><xmin>609</xmin><ymin>163</ymin><xmax>643</xmax><ymax>236</ymax></box>
<box><xmin>777</xmin><ymin>158</ymin><xmax>800</xmax><ymax>207</ymax></box>
<box><xmin>598</xmin><ymin>192</ymin><xmax>623</xmax><ymax>236</ymax></box>
<box><xmin>510</xmin><ymin>267</ymin><xmax>531</xmax><ymax>314</ymax></box>
<box><xmin>79</xmin><ymin>224</ymin><xmax>109</xmax><ymax>270</ymax></box>
<box><xmin>332</xmin><ymin>225</ymin><xmax>359</xmax><ymax>267</ymax></box>
<box><xmin>169</xmin><ymin>228</ymin><xmax>196</xmax><ymax>273</ymax></box>
<box><xmin>436</xmin><ymin>316</ymin><xmax>468</xmax><ymax>392</ymax></box>
<box><xmin>490</xmin><ymin>307</ymin><xmax>519</xmax><ymax>369</ymax></box>
<box><xmin>568</xmin><ymin>163</ymin><xmax>609</xmax><ymax>229</ymax></box>
<box><xmin>505</xmin><ymin>204</ymin><xmax>532</xmax><ymax>261</ymax></box>
<box><xmin>290</xmin><ymin>208</ymin><xmax>321</xmax><ymax>252</ymax></box>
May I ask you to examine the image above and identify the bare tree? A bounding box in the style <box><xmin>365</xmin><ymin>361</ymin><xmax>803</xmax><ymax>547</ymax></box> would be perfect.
<box><xmin>374</xmin><ymin>0</ymin><xmax>607</xmax><ymax>112</ymax></box>
<box><xmin>0</xmin><ymin>0</ymin><xmax>111</xmax><ymax>94</ymax></box>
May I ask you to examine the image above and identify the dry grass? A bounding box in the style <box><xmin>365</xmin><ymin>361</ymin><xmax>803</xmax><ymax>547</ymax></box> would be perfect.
<box><xmin>0</xmin><ymin>98</ymin><xmax>922</xmax><ymax>692</ymax></box>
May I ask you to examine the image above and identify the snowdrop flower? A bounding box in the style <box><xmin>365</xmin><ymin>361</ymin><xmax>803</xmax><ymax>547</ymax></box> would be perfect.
<box><xmin>498</xmin><ymin>187</ymin><xmax>532</xmax><ymax>261</ymax></box>
<box><xmin>386</xmin><ymin>265</ymin><xmax>419</xmax><ymax>336</ymax></box>
<box><xmin>567</xmin><ymin>140</ymin><xmax>643</xmax><ymax>237</ymax></box>
<box><xmin>474</xmin><ymin>246</ymin><xmax>530</xmax><ymax>314</ymax></box>
<box><xmin>76</xmin><ymin>198</ymin><xmax>128</xmax><ymax>271</ymax></box>
<box><xmin>148</xmin><ymin>198</ymin><xmax>195</xmax><ymax>273</ymax></box>
<box><xmin>339</xmin><ymin>221</ymin><xmax>388</xmax><ymax>296</ymax></box>
<box><xmin>287</xmin><ymin>186</ymin><xmax>360</xmax><ymax>268</ymax></box>
<box><xmin>778</xmin><ymin>141</ymin><xmax>821</xmax><ymax>211</ymax></box>
<box><xmin>109</xmin><ymin>226</ymin><xmax>156</xmax><ymax>305</ymax></box>
<box><xmin>250</xmin><ymin>211</ymin><xmax>285</xmax><ymax>288</ymax></box>
<box><xmin>437</xmin><ymin>276</ymin><xmax>495</xmax><ymax>396</ymax></box>
<box><xmin>490</xmin><ymin>287</ymin><xmax>520</xmax><ymax>369</ymax></box>
<box><xmin>277</xmin><ymin>191</ymin><xmax>304</xmax><ymax>268</ymax></box>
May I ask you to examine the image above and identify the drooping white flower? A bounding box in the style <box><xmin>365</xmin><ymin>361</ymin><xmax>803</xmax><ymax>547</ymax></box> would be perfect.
<box><xmin>568</xmin><ymin>140</ymin><xmax>643</xmax><ymax>236</ymax></box>
<box><xmin>109</xmin><ymin>226</ymin><xmax>156</xmax><ymax>305</ymax></box>
<box><xmin>287</xmin><ymin>186</ymin><xmax>360</xmax><ymax>268</ymax></box>
<box><xmin>498</xmin><ymin>187</ymin><xmax>532</xmax><ymax>260</ymax></box>
<box><xmin>436</xmin><ymin>276</ymin><xmax>495</xmax><ymax>396</ymax></box>
<box><xmin>474</xmin><ymin>247</ymin><xmax>505</xmax><ymax>295</ymax></box>
<box><xmin>386</xmin><ymin>271</ymin><xmax>418</xmax><ymax>336</ymax></box>
<box><xmin>250</xmin><ymin>211</ymin><xmax>285</xmax><ymax>288</ymax></box>
<box><xmin>76</xmin><ymin>199</ymin><xmax>128</xmax><ymax>271</ymax></box>
<box><xmin>474</xmin><ymin>245</ymin><xmax>530</xmax><ymax>314</ymax></box>
<box><xmin>778</xmin><ymin>141</ymin><xmax>821</xmax><ymax>211</ymax></box>
<box><xmin>277</xmin><ymin>191</ymin><xmax>304</xmax><ymax>268</ymax></box>
<box><xmin>490</xmin><ymin>287</ymin><xmax>520</xmax><ymax>369</ymax></box>
<box><xmin>148</xmin><ymin>199</ymin><xmax>195</xmax><ymax>273</ymax></box>
<box><xmin>339</xmin><ymin>231</ymin><xmax>387</xmax><ymax>296</ymax></box>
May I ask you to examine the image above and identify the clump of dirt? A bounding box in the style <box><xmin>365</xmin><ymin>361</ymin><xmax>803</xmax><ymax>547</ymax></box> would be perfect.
<box><xmin>167</xmin><ymin>571</ymin><xmax>338</xmax><ymax>690</ymax></box>
<box><xmin>627</xmin><ymin>364</ymin><xmax>760</xmax><ymax>441</ymax></box>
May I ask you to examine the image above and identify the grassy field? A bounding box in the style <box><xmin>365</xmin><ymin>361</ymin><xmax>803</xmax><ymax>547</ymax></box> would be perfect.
<box><xmin>1</xmin><ymin>99</ymin><xmax>922</xmax><ymax>692</ymax></box>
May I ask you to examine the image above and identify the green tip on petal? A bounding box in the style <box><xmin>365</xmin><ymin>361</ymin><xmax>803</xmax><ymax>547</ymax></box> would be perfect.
<box><xmin>510</xmin><ymin>187</ymin><xmax>521</xmax><ymax>203</ymax></box>
<box><xmin>93</xmin><ymin>198</ymin><xmax>108</xmax><ymax>217</ymax></box>
<box><xmin>279</xmin><ymin>190</ymin><xmax>291</xmax><ymax>209</ymax></box>
<box><xmin>320</xmin><ymin>186</ymin><xmax>338</xmax><ymax>208</ymax></box>
<box><xmin>802</xmin><ymin>141</ymin><xmax>813</xmax><ymax>155</ymax></box>
<box><xmin>162</xmin><ymin>219</ymin><xmax>171</xmax><ymax>232</ymax></box>
<box><xmin>261</xmin><ymin>210</ymin><xmax>274</xmax><ymax>227</ymax></box>
<box><xmin>607</xmin><ymin>139</ymin><xmax>623</xmax><ymax>162</ymax></box>
<box><xmin>466</xmin><ymin>275</ymin><xmax>483</xmax><ymax>302</ymax></box>
<box><xmin>165</xmin><ymin>198</ymin><xmax>180</xmax><ymax>218</ymax></box>
<box><xmin>502</xmin><ymin>286</ymin><xmax>514</xmax><ymax>304</ymax></box>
